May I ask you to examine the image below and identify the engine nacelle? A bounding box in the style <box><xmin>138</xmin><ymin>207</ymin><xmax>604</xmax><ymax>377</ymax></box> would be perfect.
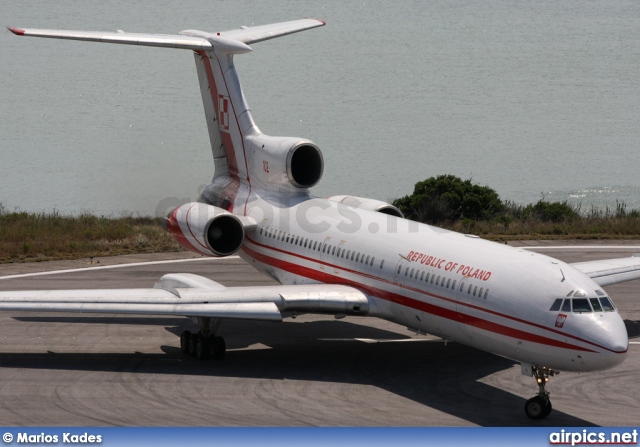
<box><xmin>164</xmin><ymin>202</ymin><xmax>255</xmax><ymax>257</ymax></box>
<box><xmin>248</xmin><ymin>134</ymin><xmax>323</xmax><ymax>191</ymax></box>
<box><xmin>327</xmin><ymin>195</ymin><xmax>404</xmax><ymax>218</ymax></box>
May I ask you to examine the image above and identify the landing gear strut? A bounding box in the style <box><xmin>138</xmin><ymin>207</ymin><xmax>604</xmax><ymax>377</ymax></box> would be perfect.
<box><xmin>524</xmin><ymin>366</ymin><xmax>557</xmax><ymax>419</ymax></box>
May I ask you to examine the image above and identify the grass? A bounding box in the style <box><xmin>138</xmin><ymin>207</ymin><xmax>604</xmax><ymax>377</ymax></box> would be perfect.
<box><xmin>0</xmin><ymin>201</ymin><xmax>639</xmax><ymax>264</ymax></box>
<box><xmin>0</xmin><ymin>208</ymin><xmax>180</xmax><ymax>263</ymax></box>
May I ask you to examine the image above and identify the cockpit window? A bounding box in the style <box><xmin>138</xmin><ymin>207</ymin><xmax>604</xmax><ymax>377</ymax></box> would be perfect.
<box><xmin>549</xmin><ymin>299</ymin><xmax>563</xmax><ymax>311</ymax></box>
<box><xmin>561</xmin><ymin>299</ymin><xmax>572</xmax><ymax>312</ymax></box>
<box><xmin>589</xmin><ymin>298</ymin><xmax>603</xmax><ymax>312</ymax></box>
<box><xmin>599</xmin><ymin>297</ymin><xmax>615</xmax><ymax>312</ymax></box>
<box><xmin>572</xmin><ymin>298</ymin><xmax>592</xmax><ymax>313</ymax></box>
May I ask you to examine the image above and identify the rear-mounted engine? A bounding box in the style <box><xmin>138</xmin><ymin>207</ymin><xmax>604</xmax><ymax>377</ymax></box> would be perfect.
<box><xmin>164</xmin><ymin>202</ymin><xmax>254</xmax><ymax>257</ymax></box>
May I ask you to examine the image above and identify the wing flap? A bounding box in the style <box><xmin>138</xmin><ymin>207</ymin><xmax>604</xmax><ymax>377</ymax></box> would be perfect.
<box><xmin>571</xmin><ymin>256</ymin><xmax>640</xmax><ymax>286</ymax></box>
<box><xmin>0</xmin><ymin>301</ymin><xmax>282</xmax><ymax>321</ymax></box>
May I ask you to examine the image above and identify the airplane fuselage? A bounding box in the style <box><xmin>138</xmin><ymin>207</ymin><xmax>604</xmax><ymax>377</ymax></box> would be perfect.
<box><xmin>216</xmin><ymin>183</ymin><xmax>629</xmax><ymax>373</ymax></box>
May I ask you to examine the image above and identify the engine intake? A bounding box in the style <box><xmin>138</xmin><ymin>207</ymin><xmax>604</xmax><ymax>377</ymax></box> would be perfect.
<box><xmin>288</xmin><ymin>143</ymin><xmax>324</xmax><ymax>188</ymax></box>
<box><xmin>327</xmin><ymin>195</ymin><xmax>404</xmax><ymax>218</ymax></box>
<box><xmin>164</xmin><ymin>202</ymin><xmax>246</xmax><ymax>257</ymax></box>
<box><xmin>248</xmin><ymin>135</ymin><xmax>324</xmax><ymax>191</ymax></box>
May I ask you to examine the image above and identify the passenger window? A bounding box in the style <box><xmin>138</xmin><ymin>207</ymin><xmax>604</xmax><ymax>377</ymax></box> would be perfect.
<box><xmin>549</xmin><ymin>299</ymin><xmax>563</xmax><ymax>311</ymax></box>
<box><xmin>404</xmin><ymin>266</ymin><xmax>409</xmax><ymax>276</ymax></box>
<box><xmin>452</xmin><ymin>280</ymin><xmax>457</xmax><ymax>290</ymax></box>
<box><xmin>436</xmin><ymin>276</ymin><xmax>440</xmax><ymax>286</ymax></box>
<box><xmin>589</xmin><ymin>298</ymin><xmax>603</xmax><ymax>312</ymax></box>
<box><xmin>484</xmin><ymin>289</ymin><xmax>489</xmax><ymax>299</ymax></box>
<box><xmin>459</xmin><ymin>282</ymin><xmax>464</xmax><ymax>292</ymax></box>
<box><xmin>473</xmin><ymin>286</ymin><xmax>478</xmax><ymax>296</ymax></box>
<box><xmin>322</xmin><ymin>245</ymin><xmax>327</xmax><ymax>253</ymax></box>
<box><xmin>420</xmin><ymin>271</ymin><xmax>425</xmax><ymax>281</ymax></box>
<box><xmin>356</xmin><ymin>253</ymin><xmax>361</xmax><ymax>263</ymax></box>
<box><xmin>259</xmin><ymin>227</ymin><xmax>263</xmax><ymax>235</ymax></box>
<box><xmin>599</xmin><ymin>297</ymin><xmax>615</xmax><ymax>312</ymax></box>
<box><xmin>447</xmin><ymin>279</ymin><xmax>451</xmax><ymax>289</ymax></box>
<box><xmin>397</xmin><ymin>265</ymin><xmax>401</xmax><ymax>274</ymax></box>
<box><xmin>366</xmin><ymin>255</ymin><xmax>370</xmax><ymax>265</ymax></box>
<box><xmin>371</xmin><ymin>257</ymin><xmax>375</xmax><ymax>266</ymax></box>
<box><xmin>410</xmin><ymin>268</ymin><xmax>415</xmax><ymax>278</ymax></box>
<box><xmin>426</xmin><ymin>273</ymin><xmax>430</xmax><ymax>282</ymax></box>
<box><xmin>572</xmin><ymin>298</ymin><xmax>592</xmax><ymax>313</ymax></box>
<box><xmin>561</xmin><ymin>299</ymin><xmax>571</xmax><ymax>312</ymax></box>
<box><xmin>468</xmin><ymin>285</ymin><xmax>472</xmax><ymax>294</ymax></box>
<box><xmin>478</xmin><ymin>286</ymin><xmax>483</xmax><ymax>296</ymax></box>
<box><xmin>351</xmin><ymin>251</ymin><xmax>355</xmax><ymax>261</ymax></box>
<box><xmin>380</xmin><ymin>259</ymin><xmax>384</xmax><ymax>269</ymax></box>
<box><xmin>332</xmin><ymin>246</ymin><xmax>336</xmax><ymax>256</ymax></box>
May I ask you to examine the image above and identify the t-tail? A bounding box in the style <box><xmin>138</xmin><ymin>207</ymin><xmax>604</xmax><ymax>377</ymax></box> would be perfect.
<box><xmin>9</xmin><ymin>20</ymin><xmax>326</xmax><ymax>256</ymax></box>
<box><xmin>8</xmin><ymin>19</ymin><xmax>325</xmax><ymax>208</ymax></box>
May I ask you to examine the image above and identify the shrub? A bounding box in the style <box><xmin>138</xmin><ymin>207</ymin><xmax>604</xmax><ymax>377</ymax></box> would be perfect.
<box><xmin>393</xmin><ymin>175</ymin><xmax>503</xmax><ymax>224</ymax></box>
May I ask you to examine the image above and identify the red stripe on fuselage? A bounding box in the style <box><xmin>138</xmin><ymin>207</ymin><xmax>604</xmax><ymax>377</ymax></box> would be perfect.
<box><xmin>244</xmin><ymin>235</ymin><xmax>626</xmax><ymax>353</ymax></box>
<box><xmin>242</xmin><ymin>238</ymin><xmax>604</xmax><ymax>354</ymax></box>
<box><xmin>166</xmin><ymin>208</ymin><xmax>205</xmax><ymax>255</ymax></box>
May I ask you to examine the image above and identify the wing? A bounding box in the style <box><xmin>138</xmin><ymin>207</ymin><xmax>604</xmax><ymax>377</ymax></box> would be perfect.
<box><xmin>6</xmin><ymin>18</ymin><xmax>325</xmax><ymax>49</ymax></box>
<box><xmin>571</xmin><ymin>256</ymin><xmax>640</xmax><ymax>286</ymax></box>
<box><xmin>0</xmin><ymin>273</ymin><xmax>369</xmax><ymax>321</ymax></box>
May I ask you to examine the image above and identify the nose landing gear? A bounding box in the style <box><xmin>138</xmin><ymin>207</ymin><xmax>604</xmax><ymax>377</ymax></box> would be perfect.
<box><xmin>524</xmin><ymin>366</ymin><xmax>557</xmax><ymax>419</ymax></box>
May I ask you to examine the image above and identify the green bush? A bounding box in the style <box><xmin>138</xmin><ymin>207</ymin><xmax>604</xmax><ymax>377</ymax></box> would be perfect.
<box><xmin>393</xmin><ymin>175</ymin><xmax>503</xmax><ymax>224</ymax></box>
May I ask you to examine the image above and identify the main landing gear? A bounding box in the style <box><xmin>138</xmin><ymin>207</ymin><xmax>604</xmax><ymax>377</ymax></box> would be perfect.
<box><xmin>524</xmin><ymin>366</ymin><xmax>557</xmax><ymax>420</ymax></box>
<box><xmin>179</xmin><ymin>317</ymin><xmax>226</xmax><ymax>361</ymax></box>
<box><xmin>180</xmin><ymin>330</ymin><xmax>226</xmax><ymax>360</ymax></box>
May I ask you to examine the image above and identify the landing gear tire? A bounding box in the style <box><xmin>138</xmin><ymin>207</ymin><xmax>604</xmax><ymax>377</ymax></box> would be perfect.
<box><xmin>195</xmin><ymin>336</ymin><xmax>211</xmax><ymax>360</ymax></box>
<box><xmin>188</xmin><ymin>333</ymin><xmax>199</xmax><ymax>357</ymax></box>
<box><xmin>212</xmin><ymin>336</ymin><xmax>226</xmax><ymax>360</ymax></box>
<box><xmin>524</xmin><ymin>366</ymin><xmax>556</xmax><ymax>420</ymax></box>
<box><xmin>542</xmin><ymin>399</ymin><xmax>552</xmax><ymax>418</ymax></box>
<box><xmin>180</xmin><ymin>330</ymin><xmax>191</xmax><ymax>354</ymax></box>
<box><xmin>525</xmin><ymin>396</ymin><xmax>550</xmax><ymax>420</ymax></box>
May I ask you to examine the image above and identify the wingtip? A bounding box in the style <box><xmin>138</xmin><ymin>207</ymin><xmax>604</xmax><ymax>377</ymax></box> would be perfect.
<box><xmin>7</xmin><ymin>27</ymin><xmax>25</xmax><ymax>36</ymax></box>
<box><xmin>310</xmin><ymin>19</ymin><xmax>326</xmax><ymax>26</ymax></box>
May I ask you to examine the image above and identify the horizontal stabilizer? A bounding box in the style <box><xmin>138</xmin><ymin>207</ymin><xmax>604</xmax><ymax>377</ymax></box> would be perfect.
<box><xmin>571</xmin><ymin>256</ymin><xmax>640</xmax><ymax>286</ymax></box>
<box><xmin>7</xmin><ymin>19</ymin><xmax>325</xmax><ymax>50</ymax></box>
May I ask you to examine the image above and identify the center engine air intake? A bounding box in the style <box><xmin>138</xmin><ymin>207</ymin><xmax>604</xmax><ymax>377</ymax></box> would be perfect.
<box><xmin>287</xmin><ymin>142</ymin><xmax>324</xmax><ymax>188</ymax></box>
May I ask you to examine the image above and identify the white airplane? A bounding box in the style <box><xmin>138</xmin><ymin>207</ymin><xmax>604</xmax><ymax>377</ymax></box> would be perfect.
<box><xmin>3</xmin><ymin>19</ymin><xmax>640</xmax><ymax>420</ymax></box>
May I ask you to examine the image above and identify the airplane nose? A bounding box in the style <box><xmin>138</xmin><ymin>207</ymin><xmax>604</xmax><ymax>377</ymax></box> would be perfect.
<box><xmin>581</xmin><ymin>313</ymin><xmax>629</xmax><ymax>368</ymax></box>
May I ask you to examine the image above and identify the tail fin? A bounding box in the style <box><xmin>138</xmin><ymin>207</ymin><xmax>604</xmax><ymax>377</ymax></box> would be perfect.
<box><xmin>8</xmin><ymin>19</ymin><xmax>326</xmax><ymax>184</ymax></box>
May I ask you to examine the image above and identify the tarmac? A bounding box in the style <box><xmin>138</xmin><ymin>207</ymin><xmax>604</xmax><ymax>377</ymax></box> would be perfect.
<box><xmin>0</xmin><ymin>241</ymin><xmax>638</xmax><ymax>426</ymax></box>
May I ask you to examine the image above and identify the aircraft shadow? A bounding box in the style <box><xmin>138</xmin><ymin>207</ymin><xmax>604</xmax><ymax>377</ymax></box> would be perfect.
<box><xmin>624</xmin><ymin>319</ymin><xmax>639</xmax><ymax>339</ymax></box>
<box><xmin>0</xmin><ymin>317</ymin><xmax>597</xmax><ymax>427</ymax></box>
